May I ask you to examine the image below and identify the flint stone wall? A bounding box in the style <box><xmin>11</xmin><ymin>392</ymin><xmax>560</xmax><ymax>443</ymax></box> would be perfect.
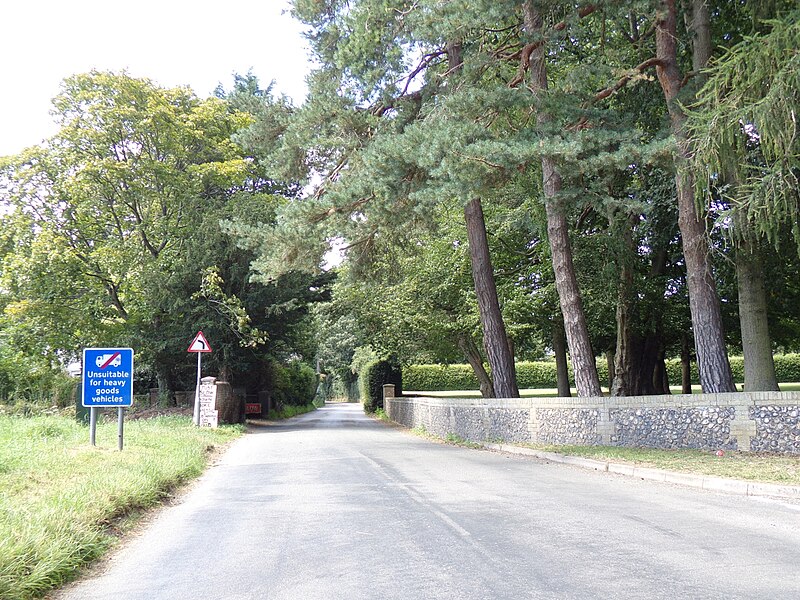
<box><xmin>610</xmin><ymin>407</ymin><xmax>737</xmax><ymax>450</ymax></box>
<box><xmin>383</xmin><ymin>391</ymin><xmax>800</xmax><ymax>454</ymax></box>
<box><xmin>749</xmin><ymin>405</ymin><xmax>800</xmax><ymax>453</ymax></box>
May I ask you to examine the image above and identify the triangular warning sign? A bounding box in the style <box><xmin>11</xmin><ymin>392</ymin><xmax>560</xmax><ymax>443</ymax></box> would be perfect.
<box><xmin>188</xmin><ymin>331</ymin><xmax>212</xmax><ymax>353</ymax></box>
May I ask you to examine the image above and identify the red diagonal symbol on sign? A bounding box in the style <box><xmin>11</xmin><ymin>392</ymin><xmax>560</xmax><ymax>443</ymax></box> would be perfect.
<box><xmin>100</xmin><ymin>352</ymin><xmax>121</xmax><ymax>369</ymax></box>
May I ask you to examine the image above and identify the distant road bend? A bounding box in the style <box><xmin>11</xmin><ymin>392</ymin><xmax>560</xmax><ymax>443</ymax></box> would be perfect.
<box><xmin>56</xmin><ymin>402</ymin><xmax>800</xmax><ymax>600</ymax></box>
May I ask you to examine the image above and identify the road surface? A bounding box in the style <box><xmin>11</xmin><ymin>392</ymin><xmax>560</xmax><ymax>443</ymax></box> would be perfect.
<box><xmin>55</xmin><ymin>402</ymin><xmax>800</xmax><ymax>599</ymax></box>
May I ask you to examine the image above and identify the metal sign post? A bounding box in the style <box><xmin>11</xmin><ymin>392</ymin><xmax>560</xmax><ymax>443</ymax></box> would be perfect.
<box><xmin>82</xmin><ymin>348</ymin><xmax>134</xmax><ymax>450</ymax></box>
<box><xmin>193</xmin><ymin>351</ymin><xmax>202</xmax><ymax>426</ymax></box>
<box><xmin>188</xmin><ymin>331</ymin><xmax>213</xmax><ymax>426</ymax></box>
<box><xmin>118</xmin><ymin>407</ymin><xmax>124</xmax><ymax>451</ymax></box>
<box><xmin>90</xmin><ymin>407</ymin><xmax>97</xmax><ymax>446</ymax></box>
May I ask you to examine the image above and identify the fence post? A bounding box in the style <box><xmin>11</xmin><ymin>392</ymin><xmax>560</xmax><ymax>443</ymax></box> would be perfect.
<box><xmin>382</xmin><ymin>384</ymin><xmax>396</xmax><ymax>420</ymax></box>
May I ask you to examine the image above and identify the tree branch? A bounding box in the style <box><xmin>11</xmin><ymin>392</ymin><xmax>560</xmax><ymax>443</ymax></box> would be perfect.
<box><xmin>399</xmin><ymin>50</ymin><xmax>447</xmax><ymax>97</ymax></box>
<box><xmin>680</xmin><ymin>69</ymin><xmax>701</xmax><ymax>89</ymax></box>
<box><xmin>591</xmin><ymin>57</ymin><xmax>664</xmax><ymax>103</ymax></box>
<box><xmin>309</xmin><ymin>196</ymin><xmax>373</xmax><ymax>224</ymax></box>
<box><xmin>372</xmin><ymin>90</ymin><xmax>423</xmax><ymax>118</ymax></box>
<box><xmin>453</xmin><ymin>151</ymin><xmax>506</xmax><ymax>171</ymax></box>
<box><xmin>313</xmin><ymin>157</ymin><xmax>349</xmax><ymax>200</ymax></box>
<box><xmin>508</xmin><ymin>4</ymin><xmax>599</xmax><ymax>88</ymax></box>
<box><xmin>564</xmin><ymin>57</ymin><xmax>664</xmax><ymax>133</ymax></box>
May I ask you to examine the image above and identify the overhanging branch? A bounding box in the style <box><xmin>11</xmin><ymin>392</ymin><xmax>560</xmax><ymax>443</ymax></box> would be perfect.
<box><xmin>508</xmin><ymin>4</ymin><xmax>599</xmax><ymax>88</ymax></box>
<box><xmin>592</xmin><ymin>57</ymin><xmax>664</xmax><ymax>103</ymax></box>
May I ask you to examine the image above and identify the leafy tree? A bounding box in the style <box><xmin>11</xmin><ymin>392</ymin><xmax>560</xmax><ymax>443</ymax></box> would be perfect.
<box><xmin>0</xmin><ymin>71</ymin><xmax>328</xmax><ymax>401</ymax></box>
<box><xmin>1</xmin><ymin>71</ymin><xmax>249</xmax><ymax>348</ymax></box>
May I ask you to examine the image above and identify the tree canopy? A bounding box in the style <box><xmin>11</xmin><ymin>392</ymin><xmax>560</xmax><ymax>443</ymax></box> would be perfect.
<box><xmin>0</xmin><ymin>71</ymin><xmax>329</xmax><ymax>402</ymax></box>
<box><xmin>2</xmin><ymin>3</ymin><xmax>799</xmax><ymax>406</ymax></box>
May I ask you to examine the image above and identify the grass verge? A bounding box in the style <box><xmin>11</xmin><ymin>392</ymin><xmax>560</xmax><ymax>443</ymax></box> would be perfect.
<box><xmin>400</xmin><ymin>420</ymin><xmax>799</xmax><ymax>485</ymax></box>
<box><xmin>404</xmin><ymin>422</ymin><xmax>484</xmax><ymax>449</ymax></box>
<box><xmin>372</xmin><ymin>408</ymin><xmax>389</xmax><ymax>421</ymax></box>
<box><xmin>522</xmin><ymin>444</ymin><xmax>800</xmax><ymax>485</ymax></box>
<box><xmin>0</xmin><ymin>414</ymin><xmax>243</xmax><ymax>600</ymax></box>
<box><xmin>266</xmin><ymin>403</ymin><xmax>316</xmax><ymax>420</ymax></box>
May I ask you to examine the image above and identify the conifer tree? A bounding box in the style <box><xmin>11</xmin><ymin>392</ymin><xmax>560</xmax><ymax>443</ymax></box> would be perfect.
<box><xmin>652</xmin><ymin>0</ymin><xmax>736</xmax><ymax>393</ymax></box>
<box><xmin>689</xmin><ymin>6</ymin><xmax>800</xmax><ymax>391</ymax></box>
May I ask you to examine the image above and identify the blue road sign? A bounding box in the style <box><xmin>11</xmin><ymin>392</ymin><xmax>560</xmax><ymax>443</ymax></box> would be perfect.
<box><xmin>82</xmin><ymin>348</ymin><xmax>134</xmax><ymax>407</ymax></box>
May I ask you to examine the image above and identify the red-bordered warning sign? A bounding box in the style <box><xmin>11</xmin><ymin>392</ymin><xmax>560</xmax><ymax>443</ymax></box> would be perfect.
<box><xmin>187</xmin><ymin>331</ymin><xmax>212</xmax><ymax>353</ymax></box>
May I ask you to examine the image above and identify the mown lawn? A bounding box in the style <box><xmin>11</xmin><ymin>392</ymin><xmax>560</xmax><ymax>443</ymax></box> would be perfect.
<box><xmin>0</xmin><ymin>414</ymin><xmax>243</xmax><ymax>600</ymax></box>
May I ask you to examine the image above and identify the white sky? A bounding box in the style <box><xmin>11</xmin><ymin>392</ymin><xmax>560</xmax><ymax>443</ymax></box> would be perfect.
<box><xmin>0</xmin><ymin>0</ymin><xmax>312</xmax><ymax>157</ymax></box>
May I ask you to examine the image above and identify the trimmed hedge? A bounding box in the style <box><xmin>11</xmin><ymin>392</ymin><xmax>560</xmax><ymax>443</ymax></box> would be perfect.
<box><xmin>517</xmin><ymin>362</ymin><xmax>570</xmax><ymax>389</ymax></box>
<box><xmin>402</xmin><ymin>364</ymin><xmax>479</xmax><ymax>392</ymax></box>
<box><xmin>403</xmin><ymin>354</ymin><xmax>800</xmax><ymax>391</ymax></box>
<box><xmin>403</xmin><ymin>362</ymin><xmax>567</xmax><ymax>391</ymax></box>
<box><xmin>359</xmin><ymin>359</ymin><xmax>402</xmax><ymax>413</ymax></box>
<box><xmin>662</xmin><ymin>355</ymin><xmax>800</xmax><ymax>386</ymax></box>
<box><xmin>271</xmin><ymin>360</ymin><xmax>318</xmax><ymax>407</ymax></box>
<box><xmin>774</xmin><ymin>354</ymin><xmax>800</xmax><ymax>382</ymax></box>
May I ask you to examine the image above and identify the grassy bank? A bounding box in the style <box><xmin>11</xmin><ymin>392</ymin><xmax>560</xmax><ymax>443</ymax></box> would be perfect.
<box><xmin>527</xmin><ymin>444</ymin><xmax>800</xmax><ymax>485</ymax></box>
<box><xmin>268</xmin><ymin>403</ymin><xmax>316</xmax><ymax>419</ymax></box>
<box><xmin>0</xmin><ymin>414</ymin><xmax>243</xmax><ymax>600</ymax></box>
<box><xmin>418</xmin><ymin>426</ymin><xmax>800</xmax><ymax>485</ymax></box>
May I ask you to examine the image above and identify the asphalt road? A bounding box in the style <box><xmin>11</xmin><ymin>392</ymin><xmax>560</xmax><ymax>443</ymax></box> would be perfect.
<box><xmin>55</xmin><ymin>402</ymin><xmax>800</xmax><ymax>600</ymax></box>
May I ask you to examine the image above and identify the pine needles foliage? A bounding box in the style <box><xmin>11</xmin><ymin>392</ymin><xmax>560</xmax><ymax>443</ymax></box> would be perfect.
<box><xmin>689</xmin><ymin>9</ymin><xmax>800</xmax><ymax>250</ymax></box>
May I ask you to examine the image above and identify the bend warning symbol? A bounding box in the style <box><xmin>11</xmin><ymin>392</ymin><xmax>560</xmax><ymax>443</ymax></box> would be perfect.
<box><xmin>187</xmin><ymin>331</ymin><xmax>212</xmax><ymax>353</ymax></box>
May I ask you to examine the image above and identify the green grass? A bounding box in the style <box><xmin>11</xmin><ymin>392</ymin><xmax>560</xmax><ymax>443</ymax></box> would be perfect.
<box><xmin>444</xmin><ymin>432</ymin><xmax>483</xmax><ymax>449</ymax></box>
<box><xmin>778</xmin><ymin>382</ymin><xmax>800</xmax><ymax>392</ymax></box>
<box><xmin>0</xmin><ymin>414</ymin><xmax>243</xmax><ymax>600</ymax></box>
<box><xmin>372</xmin><ymin>408</ymin><xmax>389</xmax><ymax>421</ymax></box>
<box><xmin>526</xmin><ymin>444</ymin><xmax>800</xmax><ymax>485</ymax></box>
<box><xmin>266</xmin><ymin>403</ymin><xmax>316</xmax><ymax>420</ymax></box>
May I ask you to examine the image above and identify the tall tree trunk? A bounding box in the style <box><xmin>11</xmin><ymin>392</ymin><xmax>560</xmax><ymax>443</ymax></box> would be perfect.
<box><xmin>653</xmin><ymin>345</ymin><xmax>671</xmax><ymax>394</ymax></box>
<box><xmin>464</xmin><ymin>198</ymin><xmax>519</xmax><ymax>398</ymax></box>
<box><xmin>681</xmin><ymin>333</ymin><xmax>693</xmax><ymax>394</ymax></box>
<box><xmin>736</xmin><ymin>243</ymin><xmax>779</xmax><ymax>391</ymax></box>
<box><xmin>654</xmin><ymin>0</ymin><xmax>735</xmax><ymax>393</ymax></box>
<box><xmin>684</xmin><ymin>0</ymin><xmax>712</xmax><ymax>74</ymax></box>
<box><xmin>612</xmin><ymin>216</ymin><xmax>636</xmax><ymax>396</ymax></box>
<box><xmin>616</xmin><ymin>225</ymin><xmax>674</xmax><ymax>396</ymax></box>
<box><xmin>611</xmin><ymin>290</ymin><xmax>632</xmax><ymax>397</ymax></box>
<box><xmin>552</xmin><ymin>318</ymin><xmax>571</xmax><ymax>397</ymax></box>
<box><xmin>524</xmin><ymin>2</ymin><xmax>602</xmax><ymax>397</ymax></box>
<box><xmin>155</xmin><ymin>360</ymin><xmax>175</xmax><ymax>406</ymax></box>
<box><xmin>447</xmin><ymin>36</ymin><xmax>509</xmax><ymax>399</ymax></box>
<box><xmin>543</xmin><ymin>203</ymin><xmax>601</xmax><ymax>397</ymax></box>
<box><xmin>457</xmin><ymin>333</ymin><xmax>496</xmax><ymax>398</ymax></box>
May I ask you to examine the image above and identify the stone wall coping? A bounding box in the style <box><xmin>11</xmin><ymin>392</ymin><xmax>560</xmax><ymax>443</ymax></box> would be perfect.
<box><xmin>396</xmin><ymin>396</ymin><xmax>531</xmax><ymax>409</ymax></box>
